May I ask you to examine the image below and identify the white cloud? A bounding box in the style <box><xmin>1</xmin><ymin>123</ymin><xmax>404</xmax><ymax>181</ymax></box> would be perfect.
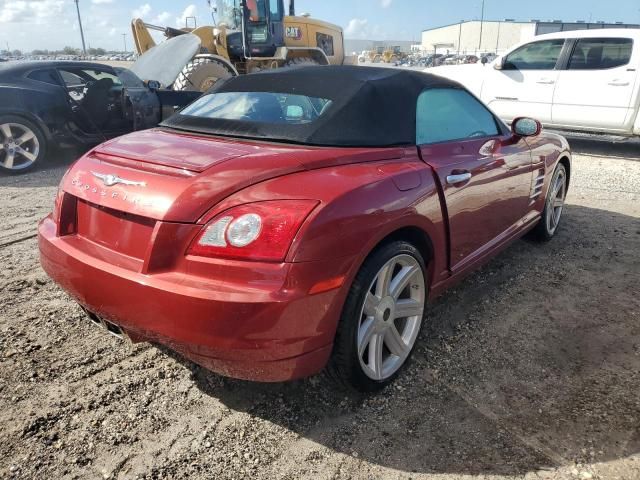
<box><xmin>153</xmin><ymin>11</ymin><xmax>171</xmax><ymax>24</ymax></box>
<box><xmin>176</xmin><ymin>4</ymin><xmax>197</xmax><ymax>27</ymax></box>
<box><xmin>344</xmin><ymin>18</ymin><xmax>368</xmax><ymax>38</ymax></box>
<box><xmin>91</xmin><ymin>0</ymin><xmax>113</xmax><ymax>4</ymax></box>
<box><xmin>380</xmin><ymin>0</ymin><xmax>393</xmax><ymax>7</ymax></box>
<box><xmin>0</xmin><ymin>0</ymin><xmax>65</xmax><ymax>24</ymax></box>
<box><xmin>132</xmin><ymin>3</ymin><xmax>152</xmax><ymax>19</ymax></box>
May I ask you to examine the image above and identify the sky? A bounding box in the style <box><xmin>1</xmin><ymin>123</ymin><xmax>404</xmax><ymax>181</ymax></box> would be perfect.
<box><xmin>1</xmin><ymin>0</ymin><xmax>639</xmax><ymax>52</ymax></box>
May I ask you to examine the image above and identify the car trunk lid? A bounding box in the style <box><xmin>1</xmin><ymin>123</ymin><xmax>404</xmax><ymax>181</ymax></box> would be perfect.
<box><xmin>59</xmin><ymin>129</ymin><xmax>406</xmax><ymax>261</ymax></box>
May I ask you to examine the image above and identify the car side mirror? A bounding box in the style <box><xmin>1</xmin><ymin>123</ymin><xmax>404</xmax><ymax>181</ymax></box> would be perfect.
<box><xmin>493</xmin><ymin>56</ymin><xmax>505</xmax><ymax>70</ymax></box>
<box><xmin>512</xmin><ymin>117</ymin><xmax>542</xmax><ymax>137</ymax></box>
<box><xmin>145</xmin><ymin>80</ymin><xmax>161</xmax><ymax>91</ymax></box>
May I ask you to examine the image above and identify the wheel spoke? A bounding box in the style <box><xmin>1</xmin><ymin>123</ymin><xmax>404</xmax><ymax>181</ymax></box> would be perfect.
<box><xmin>389</xmin><ymin>264</ymin><xmax>419</xmax><ymax>299</ymax></box>
<box><xmin>15</xmin><ymin>130</ymin><xmax>34</xmax><ymax>145</ymax></box>
<box><xmin>0</xmin><ymin>124</ymin><xmax>11</xmax><ymax>140</ymax></box>
<box><xmin>368</xmin><ymin>332</ymin><xmax>384</xmax><ymax>379</ymax></box>
<box><xmin>384</xmin><ymin>324</ymin><xmax>408</xmax><ymax>357</ymax></box>
<box><xmin>16</xmin><ymin>147</ymin><xmax>36</xmax><ymax>162</ymax></box>
<box><xmin>552</xmin><ymin>175</ymin><xmax>564</xmax><ymax>198</ymax></box>
<box><xmin>375</xmin><ymin>262</ymin><xmax>394</xmax><ymax>297</ymax></box>
<box><xmin>363</xmin><ymin>291</ymin><xmax>379</xmax><ymax>317</ymax></box>
<box><xmin>3</xmin><ymin>151</ymin><xmax>15</xmax><ymax>169</ymax></box>
<box><xmin>357</xmin><ymin>316</ymin><xmax>377</xmax><ymax>357</ymax></box>
<box><xmin>553</xmin><ymin>197</ymin><xmax>564</xmax><ymax>209</ymax></box>
<box><xmin>395</xmin><ymin>298</ymin><xmax>424</xmax><ymax>319</ymax></box>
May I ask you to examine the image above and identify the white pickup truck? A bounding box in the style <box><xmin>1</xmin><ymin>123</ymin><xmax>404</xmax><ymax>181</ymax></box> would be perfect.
<box><xmin>431</xmin><ymin>29</ymin><xmax>640</xmax><ymax>137</ymax></box>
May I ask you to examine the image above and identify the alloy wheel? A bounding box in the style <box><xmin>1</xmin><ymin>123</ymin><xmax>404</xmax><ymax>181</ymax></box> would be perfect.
<box><xmin>546</xmin><ymin>168</ymin><xmax>567</xmax><ymax>235</ymax></box>
<box><xmin>357</xmin><ymin>254</ymin><xmax>425</xmax><ymax>380</ymax></box>
<box><xmin>0</xmin><ymin>122</ymin><xmax>40</xmax><ymax>171</ymax></box>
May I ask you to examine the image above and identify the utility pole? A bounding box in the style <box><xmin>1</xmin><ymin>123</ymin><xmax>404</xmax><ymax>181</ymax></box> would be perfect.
<box><xmin>478</xmin><ymin>0</ymin><xmax>485</xmax><ymax>53</ymax></box>
<box><xmin>457</xmin><ymin>21</ymin><xmax>462</xmax><ymax>55</ymax></box>
<box><xmin>122</xmin><ymin>33</ymin><xmax>127</xmax><ymax>53</ymax></box>
<box><xmin>495</xmin><ymin>20</ymin><xmax>500</xmax><ymax>53</ymax></box>
<box><xmin>74</xmin><ymin>0</ymin><xmax>87</xmax><ymax>55</ymax></box>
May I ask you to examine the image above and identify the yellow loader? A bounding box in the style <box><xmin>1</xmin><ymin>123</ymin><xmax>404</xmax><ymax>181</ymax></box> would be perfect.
<box><xmin>131</xmin><ymin>0</ymin><xmax>354</xmax><ymax>92</ymax></box>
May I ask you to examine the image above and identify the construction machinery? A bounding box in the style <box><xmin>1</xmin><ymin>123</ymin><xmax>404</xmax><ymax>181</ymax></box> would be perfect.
<box><xmin>370</xmin><ymin>46</ymin><xmax>407</xmax><ymax>64</ymax></box>
<box><xmin>131</xmin><ymin>0</ymin><xmax>352</xmax><ymax>92</ymax></box>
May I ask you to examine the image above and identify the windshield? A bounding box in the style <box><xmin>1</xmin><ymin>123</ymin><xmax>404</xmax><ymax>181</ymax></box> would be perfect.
<box><xmin>215</xmin><ymin>0</ymin><xmax>242</xmax><ymax>29</ymax></box>
<box><xmin>179</xmin><ymin>92</ymin><xmax>333</xmax><ymax>125</ymax></box>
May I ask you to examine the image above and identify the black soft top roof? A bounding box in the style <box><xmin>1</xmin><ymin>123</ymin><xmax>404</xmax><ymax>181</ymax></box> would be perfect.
<box><xmin>162</xmin><ymin>66</ymin><xmax>462</xmax><ymax>147</ymax></box>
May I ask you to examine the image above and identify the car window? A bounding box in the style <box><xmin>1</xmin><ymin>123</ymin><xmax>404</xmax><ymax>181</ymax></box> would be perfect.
<box><xmin>27</xmin><ymin>69</ymin><xmax>60</xmax><ymax>86</ymax></box>
<box><xmin>504</xmin><ymin>39</ymin><xmax>565</xmax><ymax>70</ymax></box>
<box><xmin>568</xmin><ymin>38</ymin><xmax>633</xmax><ymax>70</ymax></box>
<box><xmin>416</xmin><ymin>88</ymin><xmax>499</xmax><ymax>145</ymax></box>
<box><xmin>59</xmin><ymin>70</ymin><xmax>86</xmax><ymax>88</ymax></box>
<box><xmin>180</xmin><ymin>92</ymin><xmax>333</xmax><ymax>124</ymax></box>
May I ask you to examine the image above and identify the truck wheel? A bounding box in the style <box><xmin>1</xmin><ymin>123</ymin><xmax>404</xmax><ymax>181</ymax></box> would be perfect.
<box><xmin>327</xmin><ymin>241</ymin><xmax>427</xmax><ymax>392</ymax></box>
<box><xmin>0</xmin><ymin>115</ymin><xmax>46</xmax><ymax>174</ymax></box>
<box><xmin>173</xmin><ymin>58</ymin><xmax>235</xmax><ymax>92</ymax></box>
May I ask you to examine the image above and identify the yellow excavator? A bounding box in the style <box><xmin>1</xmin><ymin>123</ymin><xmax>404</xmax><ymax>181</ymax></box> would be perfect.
<box><xmin>131</xmin><ymin>0</ymin><xmax>353</xmax><ymax>92</ymax></box>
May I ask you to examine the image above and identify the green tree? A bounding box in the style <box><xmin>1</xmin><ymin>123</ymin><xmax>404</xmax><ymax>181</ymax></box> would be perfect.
<box><xmin>62</xmin><ymin>46</ymin><xmax>79</xmax><ymax>55</ymax></box>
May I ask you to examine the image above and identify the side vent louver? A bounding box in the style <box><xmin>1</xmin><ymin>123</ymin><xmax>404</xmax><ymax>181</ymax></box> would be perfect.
<box><xmin>530</xmin><ymin>169</ymin><xmax>545</xmax><ymax>200</ymax></box>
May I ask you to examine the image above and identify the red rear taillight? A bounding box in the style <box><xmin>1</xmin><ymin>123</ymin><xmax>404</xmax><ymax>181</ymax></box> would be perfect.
<box><xmin>187</xmin><ymin>200</ymin><xmax>319</xmax><ymax>262</ymax></box>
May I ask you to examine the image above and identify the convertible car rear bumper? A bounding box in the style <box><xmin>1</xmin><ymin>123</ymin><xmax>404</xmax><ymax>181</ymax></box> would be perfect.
<box><xmin>38</xmin><ymin>215</ymin><xmax>354</xmax><ymax>381</ymax></box>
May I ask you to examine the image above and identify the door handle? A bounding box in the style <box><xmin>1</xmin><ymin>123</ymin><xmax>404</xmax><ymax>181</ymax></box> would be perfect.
<box><xmin>536</xmin><ymin>78</ymin><xmax>555</xmax><ymax>84</ymax></box>
<box><xmin>608</xmin><ymin>80</ymin><xmax>630</xmax><ymax>86</ymax></box>
<box><xmin>446</xmin><ymin>172</ymin><xmax>472</xmax><ymax>185</ymax></box>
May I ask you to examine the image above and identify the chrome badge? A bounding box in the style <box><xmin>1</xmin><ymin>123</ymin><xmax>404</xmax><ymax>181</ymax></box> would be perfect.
<box><xmin>91</xmin><ymin>172</ymin><xmax>146</xmax><ymax>187</ymax></box>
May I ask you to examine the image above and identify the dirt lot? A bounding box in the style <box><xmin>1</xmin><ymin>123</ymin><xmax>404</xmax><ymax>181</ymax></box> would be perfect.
<box><xmin>0</xmin><ymin>139</ymin><xmax>638</xmax><ymax>480</ymax></box>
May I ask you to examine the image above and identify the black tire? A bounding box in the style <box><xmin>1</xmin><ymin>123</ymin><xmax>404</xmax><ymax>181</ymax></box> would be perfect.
<box><xmin>0</xmin><ymin>115</ymin><xmax>47</xmax><ymax>174</ymax></box>
<box><xmin>327</xmin><ymin>240</ymin><xmax>427</xmax><ymax>392</ymax></box>
<box><xmin>529</xmin><ymin>163</ymin><xmax>568</xmax><ymax>242</ymax></box>
<box><xmin>173</xmin><ymin>57</ymin><xmax>235</xmax><ymax>92</ymax></box>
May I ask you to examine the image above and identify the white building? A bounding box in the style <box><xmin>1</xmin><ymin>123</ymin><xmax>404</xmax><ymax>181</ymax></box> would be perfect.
<box><xmin>421</xmin><ymin>20</ymin><xmax>640</xmax><ymax>55</ymax></box>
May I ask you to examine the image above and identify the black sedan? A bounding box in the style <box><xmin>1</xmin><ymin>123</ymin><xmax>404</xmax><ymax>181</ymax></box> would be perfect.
<box><xmin>0</xmin><ymin>61</ymin><xmax>200</xmax><ymax>173</ymax></box>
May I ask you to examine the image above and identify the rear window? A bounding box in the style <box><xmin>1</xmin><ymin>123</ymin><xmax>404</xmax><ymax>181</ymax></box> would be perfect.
<box><xmin>568</xmin><ymin>38</ymin><xmax>633</xmax><ymax>70</ymax></box>
<box><xmin>179</xmin><ymin>92</ymin><xmax>333</xmax><ymax>124</ymax></box>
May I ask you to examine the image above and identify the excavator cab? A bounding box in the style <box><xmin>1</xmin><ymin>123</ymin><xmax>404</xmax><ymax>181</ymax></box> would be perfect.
<box><xmin>215</xmin><ymin>0</ymin><xmax>286</xmax><ymax>58</ymax></box>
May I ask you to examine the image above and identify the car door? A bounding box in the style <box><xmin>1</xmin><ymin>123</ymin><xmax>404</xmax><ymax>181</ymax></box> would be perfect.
<box><xmin>552</xmin><ymin>37</ymin><xmax>638</xmax><ymax>131</ymax></box>
<box><xmin>481</xmin><ymin>38</ymin><xmax>567</xmax><ymax>124</ymax></box>
<box><xmin>56</xmin><ymin>66</ymin><xmax>131</xmax><ymax>137</ymax></box>
<box><xmin>417</xmin><ymin>88</ymin><xmax>534</xmax><ymax>272</ymax></box>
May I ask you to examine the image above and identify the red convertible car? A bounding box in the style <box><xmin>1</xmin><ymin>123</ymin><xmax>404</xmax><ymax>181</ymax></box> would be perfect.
<box><xmin>39</xmin><ymin>67</ymin><xmax>571</xmax><ymax>391</ymax></box>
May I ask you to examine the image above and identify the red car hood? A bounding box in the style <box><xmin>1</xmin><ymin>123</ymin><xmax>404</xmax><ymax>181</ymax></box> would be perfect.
<box><xmin>62</xmin><ymin>129</ymin><xmax>405</xmax><ymax>223</ymax></box>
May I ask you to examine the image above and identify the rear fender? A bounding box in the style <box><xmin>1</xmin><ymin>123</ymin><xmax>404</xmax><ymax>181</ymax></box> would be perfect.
<box><xmin>200</xmin><ymin>158</ymin><xmax>448</xmax><ymax>288</ymax></box>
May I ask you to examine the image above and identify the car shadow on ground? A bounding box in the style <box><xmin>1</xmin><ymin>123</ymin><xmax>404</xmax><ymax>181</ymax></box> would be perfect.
<box><xmin>161</xmin><ymin>203</ymin><xmax>640</xmax><ymax>476</ymax></box>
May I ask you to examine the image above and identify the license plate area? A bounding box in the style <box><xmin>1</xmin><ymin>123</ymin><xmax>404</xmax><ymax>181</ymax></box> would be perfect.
<box><xmin>76</xmin><ymin>199</ymin><xmax>156</xmax><ymax>260</ymax></box>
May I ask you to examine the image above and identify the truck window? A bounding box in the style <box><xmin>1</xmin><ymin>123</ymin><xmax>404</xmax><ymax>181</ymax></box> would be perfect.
<box><xmin>416</xmin><ymin>88</ymin><xmax>499</xmax><ymax>145</ymax></box>
<box><xmin>504</xmin><ymin>39</ymin><xmax>565</xmax><ymax>70</ymax></box>
<box><xmin>568</xmin><ymin>38</ymin><xmax>633</xmax><ymax>70</ymax></box>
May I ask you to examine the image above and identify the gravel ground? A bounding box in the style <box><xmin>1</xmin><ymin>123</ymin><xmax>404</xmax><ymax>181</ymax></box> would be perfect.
<box><xmin>0</xmin><ymin>139</ymin><xmax>638</xmax><ymax>480</ymax></box>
